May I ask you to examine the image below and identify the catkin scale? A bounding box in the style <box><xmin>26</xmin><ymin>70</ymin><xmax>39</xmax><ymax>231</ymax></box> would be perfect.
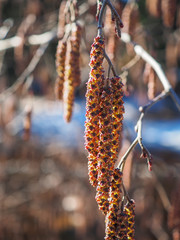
<box><xmin>85</xmin><ymin>36</ymin><xmax>105</xmax><ymax>187</ymax></box>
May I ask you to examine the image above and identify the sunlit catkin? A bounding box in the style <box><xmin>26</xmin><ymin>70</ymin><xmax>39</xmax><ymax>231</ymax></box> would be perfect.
<box><xmin>63</xmin><ymin>23</ymin><xmax>82</xmax><ymax>122</ymax></box>
<box><xmin>70</xmin><ymin>23</ymin><xmax>82</xmax><ymax>87</ymax></box>
<box><xmin>105</xmin><ymin>168</ymin><xmax>123</xmax><ymax>239</ymax></box>
<box><xmin>55</xmin><ymin>40</ymin><xmax>67</xmax><ymax>100</ymax></box>
<box><xmin>124</xmin><ymin>199</ymin><xmax>135</xmax><ymax>240</ymax></box>
<box><xmin>111</xmin><ymin>76</ymin><xmax>124</xmax><ymax>156</ymax></box>
<box><xmin>95</xmin><ymin>87</ymin><xmax>114</xmax><ymax>215</ymax></box>
<box><xmin>63</xmin><ymin>39</ymin><xmax>75</xmax><ymax>122</ymax></box>
<box><xmin>85</xmin><ymin>36</ymin><xmax>105</xmax><ymax>187</ymax></box>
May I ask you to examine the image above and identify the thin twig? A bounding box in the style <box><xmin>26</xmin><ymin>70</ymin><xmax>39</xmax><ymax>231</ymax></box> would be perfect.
<box><xmin>138</xmin><ymin>91</ymin><xmax>169</xmax><ymax>113</ymax></box>
<box><xmin>121</xmin><ymin>54</ymin><xmax>140</xmax><ymax>72</ymax></box>
<box><xmin>103</xmin><ymin>49</ymin><xmax>117</xmax><ymax>77</ymax></box>
<box><xmin>97</xmin><ymin>0</ymin><xmax>107</xmax><ymax>37</ymax></box>
<box><xmin>0</xmin><ymin>1</ymin><xmax>92</xmax><ymax>51</ymax></box>
<box><xmin>117</xmin><ymin>137</ymin><xmax>138</xmax><ymax>171</ymax></box>
<box><xmin>121</xmin><ymin>32</ymin><xmax>180</xmax><ymax>111</ymax></box>
<box><xmin>0</xmin><ymin>42</ymin><xmax>50</xmax><ymax>102</ymax></box>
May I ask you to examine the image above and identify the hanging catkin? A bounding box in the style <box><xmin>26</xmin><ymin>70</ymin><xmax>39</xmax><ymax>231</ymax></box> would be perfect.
<box><xmin>55</xmin><ymin>40</ymin><xmax>67</xmax><ymax>100</ymax></box>
<box><xmin>70</xmin><ymin>23</ymin><xmax>82</xmax><ymax>87</ymax></box>
<box><xmin>124</xmin><ymin>199</ymin><xmax>135</xmax><ymax>240</ymax></box>
<box><xmin>85</xmin><ymin>36</ymin><xmax>105</xmax><ymax>187</ymax></box>
<box><xmin>111</xmin><ymin>76</ymin><xmax>124</xmax><ymax>156</ymax></box>
<box><xmin>161</xmin><ymin>0</ymin><xmax>177</xmax><ymax>28</ymax></box>
<box><xmin>143</xmin><ymin>63</ymin><xmax>157</xmax><ymax>100</ymax></box>
<box><xmin>63</xmin><ymin>33</ymin><xmax>76</xmax><ymax>122</ymax></box>
<box><xmin>105</xmin><ymin>168</ymin><xmax>123</xmax><ymax>239</ymax></box>
<box><xmin>95</xmin><ymin>86</ymin><xmax>114</xmax><ymax>215</ymax></box>
<box><xmin>121</xmin><ymin>2</ymin><xmax>139</xmax><ymax>36</ymax></box>
<box><xmin>57</xmin><ymin>0</ymin><xmax>67</xmax><ymax>39</ymax></box>
<box><xmin>146</xmin><ymin>0</ymin><xmax>161</xmax><ymax>18</ymax></box>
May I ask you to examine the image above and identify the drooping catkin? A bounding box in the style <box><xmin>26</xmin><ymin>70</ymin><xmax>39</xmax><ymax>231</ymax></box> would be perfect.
<box><xmin>95</xmin><ymin>86</ymin><xmax>114</xmax><ymax>215</ymax></box>
<box><xmin>63</xmin><ymin>39</ymin><xmax>75</xmax><ymax>122</ymax></box>
<box><xmin>124</xmin><ymin>199</ymin><xmax>135</xmax><ymax>240</ymax></box>
<box><xmin>105</xmin><ymin>168</ymin><xmax>123</xmax><ymax>239</ymax></box>
<box><xmin>143</xmin><ymin>63</ymin><xmax>157</xmax><ymax>100</ymax></box>
<box><xmin>70</xmin><ymin>23</ymin><xmax>82</xmax><ymax>87</ymax></box>
<box><xmin>55</xmin><ymin>40</ymin><xmax>67</xmax><ymax>100</ymax></box>
<box><xmin>161</xmin><ymin>0</ymin><xmax>177</xmax><ymax>28</ymax></box>
<box><xmin>57</xmin><ymin>0</ymin><xmax>66</xmax><ymax>39</ymax></box>
<box><xmin>111</xmin><ymin>76</ymin><xmax>124</xmax><ymax>156</ymax></box>
<box><xmin>121</xmin><ymin>2</ymin><xmax>139</xmax><ymax>36</ymax></box>
<box><xmin>62</xmin><ymin>23</ymin><xmax>82</xmax><ymax>122</ymax></box>
<box><xmin>146</xmin><ymin>0</ymin><xmax>161</xmax><ymax>18</ymax></box>
<box><xmin>85</xmin><ymin>36</ymin><xmax>105</xmax><ymax>187</ymax></box>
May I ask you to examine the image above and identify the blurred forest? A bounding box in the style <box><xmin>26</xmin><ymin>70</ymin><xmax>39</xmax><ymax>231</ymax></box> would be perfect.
<box><xmin>0</xmin><ymin>0</ymin><xmax>180</xmax><ymax>240</ymax></box>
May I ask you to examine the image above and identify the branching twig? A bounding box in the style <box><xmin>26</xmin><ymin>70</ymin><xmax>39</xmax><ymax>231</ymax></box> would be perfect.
<box><xmin>121</xmin><ymin>32</ymin><xmax>180</xmax><ymax>111</ymax></box>
<box><xmin>0</xmin><ymin>42</ymin><xmax>50</xmax><ymax>101</ymax></box>
<box><xmin>121</xmin><ymin>54</ymin><xmax>140</xmax><ymax>72</ymax></box>
<box><xmin>0</xmin><ymin>1</ymin><xmax>93</xmax><ymax>52</ymax></box>
<box><xmin>97</xmin><ymin>0</ymin><xmax>123</xmax><ymax>38</ymax></box>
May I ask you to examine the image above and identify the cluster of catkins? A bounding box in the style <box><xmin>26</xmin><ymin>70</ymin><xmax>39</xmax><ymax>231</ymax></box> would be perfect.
<box><xmin>55</xmin><ymin>1</ymin><xmax>81</xmax><ymax>122</ymax></box>
<box><xmin>85</xmin><ymin>36</ymin><xmax>135</xmax><ymax>239</ymax></box>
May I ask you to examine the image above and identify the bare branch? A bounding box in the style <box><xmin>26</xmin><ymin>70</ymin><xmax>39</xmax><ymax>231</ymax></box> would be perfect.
<box><xmin>121</xmin><ymin>32</ymin><xmax>180</xmax><ymax>111</ymax></box>
<box><xmin>0</xmin><ymin>42</ymin><xmax>50</xmax><ymax>101</ymax></box>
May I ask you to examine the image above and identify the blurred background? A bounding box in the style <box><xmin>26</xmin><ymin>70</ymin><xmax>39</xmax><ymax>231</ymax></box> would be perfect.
<box><xmin>0</xmin><ymin>0</ymin><xmax>180</xmax><ymax>239</ymax></box>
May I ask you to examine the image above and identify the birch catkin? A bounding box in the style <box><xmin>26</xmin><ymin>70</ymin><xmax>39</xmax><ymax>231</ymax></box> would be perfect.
<box><xmin>55</xmin><ymin>40</ymin><xmax>67</xmax><ymax>100</ymax></box>
<box><xmin>95</xmin><ymin>86</ymin><xmax>114</xmax><ymax>214</ymax></box>
<box><xmin>105</xmin><ymin>168</ymin><xmax>123</xmax><ymax>239</ymax></box>
<box><xmin>85</xmin><ymin>36</ymin><xmax>105</xmax><ymax>187</ymax></box>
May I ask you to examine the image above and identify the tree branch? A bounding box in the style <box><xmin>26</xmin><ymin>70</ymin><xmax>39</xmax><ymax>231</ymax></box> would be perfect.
<box><xmin>121</xmin><ymin>32</ymin><xmax>180</xmax><ymax>111</ymax></box>
<box><xmin>0</xmin><ymin>42</ymin><xmax>50</xmax><ymax>101</ymax></box>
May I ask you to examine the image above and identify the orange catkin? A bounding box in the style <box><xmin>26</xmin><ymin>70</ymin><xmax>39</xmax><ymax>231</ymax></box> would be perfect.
<box><xmin>111</xmin><ymin>76</ymin><xmax>124</xmax><ymax>156</ymax></box>
<box><xmin>95</xmin><ymin>86</ymin><xmax>114</xmax><ymax>215</ymax></box>
<box><xmin>105</xmin><ymin>168</ymin><xmax>123</xmax><ymax>239</ymax></box>
<box><xmin>85</xmin><ymin>36</ymin><xmax>105</xmax><ymax>187</ymax></box>
<box><xmin>63</xmin><ymin>23</ymin><xmax>82</xmax><ymax>122</ymax></box>
<box><xmin>55</xmin><ymin>40</ymin><xmax>67</xmax><ymax>100</ymax></box>
<box><xmin>124</xmin><ymin>199</ymin><xmax>135</xmax><ymax>240</ymax></box>
<box><xmin>63</xmin><ymin>38</ymin><xmax>75</xmax><ymax>122</ymax></box>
